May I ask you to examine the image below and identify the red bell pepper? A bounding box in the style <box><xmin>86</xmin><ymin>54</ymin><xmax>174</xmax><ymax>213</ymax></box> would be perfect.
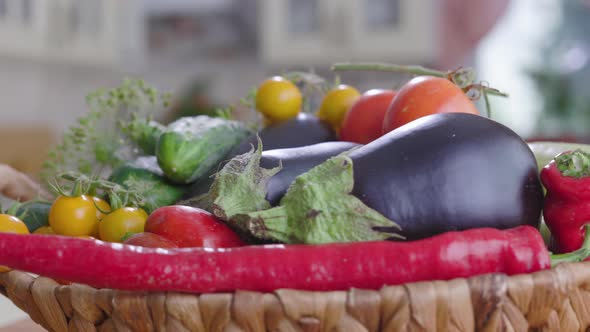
<box><xmin>541</xmin><ymin>149</ymin><xmax>590</xmax><ymax>253</ymax></box>
<box><xmin>2</xmin><ymin>225</ymin><xmax>589</xmax><ymax>293</ymax></box>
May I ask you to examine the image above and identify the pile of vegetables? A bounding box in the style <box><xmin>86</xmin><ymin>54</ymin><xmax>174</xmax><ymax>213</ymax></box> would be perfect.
<box><xmin>2</xmin><ymin>63</ymin><xmax>590</xmax><ymax>294</ymax></box>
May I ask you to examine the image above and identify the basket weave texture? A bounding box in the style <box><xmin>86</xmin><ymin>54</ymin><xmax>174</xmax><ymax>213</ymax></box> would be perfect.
<box><xmin>2</xmin><ymin>261</ymin><xmax>590</xmax><ymax>332</ymax></box>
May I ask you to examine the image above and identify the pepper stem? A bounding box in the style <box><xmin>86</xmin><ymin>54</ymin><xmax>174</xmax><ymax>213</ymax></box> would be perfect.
<box><xmin>550</xmin><ymin>224</ymin><xmax>590</xmax><ymax>267</ymax></box>
<box><xmin>555</xmin><ymin>149</ymin><xmax>590</xmax><ymax>178</ymax></box>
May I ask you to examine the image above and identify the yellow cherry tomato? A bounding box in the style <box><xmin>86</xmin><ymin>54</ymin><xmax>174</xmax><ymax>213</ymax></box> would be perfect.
<box><xmin>0</xmin><ymin>214</ymin><xmax>29</xmax><ymax>272</ymax></box>
<box><xmin>99</xmin><ymin>207</ymin><xmax>148</xmax><ymax>243</ymax></box>
<box><xmin>255</xmin><ymin>76</ymin><xmax>302</xmax><ymax>124</ymax></box>
<box><xmin>34</xmin><ymin>226</ymin><xmax>55</xmax><ymax>235</ymax></box>
<box><xmin>0</xmin><ymin>214</ymin><xmax>29</xmax><ymax>234</ymax></box>
<box><xmin>49</xmin><ymin>195</ymin><xmax>101</xmax><ymax>237</ymax></box>
<box><xmin>317</xmin><ymin>84</ymin><xmax>361</xmax><ymax>131</ymax></box>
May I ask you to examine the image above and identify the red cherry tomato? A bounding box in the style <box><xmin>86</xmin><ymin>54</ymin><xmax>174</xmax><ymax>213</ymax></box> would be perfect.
<box><xmin>123</xmin><ymin>232</ymin><xmax>178</xmax><ymax>248</ymax></box>
<box><xmin>339</xmin><ymin>89</ymin><xmax>397</xmax><ymax>144</ymax></box>
<box><xmin>382</xmin><ymin>76</ymin><xmax>479</xmax><ymax>134</ymax></box>
<box><xmin>144</xmin><ymin>205</ymin><xmax>245</xmax><ymax>248</ymax></box>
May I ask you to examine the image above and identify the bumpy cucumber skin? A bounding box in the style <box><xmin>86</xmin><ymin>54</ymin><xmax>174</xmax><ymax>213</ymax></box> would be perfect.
<box><xmin>156</xmin><ymin>116</ymin><xmax>251</xmax><ymax>184</ymax></box>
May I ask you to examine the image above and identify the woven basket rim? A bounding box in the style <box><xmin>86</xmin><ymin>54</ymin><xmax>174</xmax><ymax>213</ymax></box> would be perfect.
<box><xmin>3</xmin><ymin>261</ymin><xmax>590</xmax><ymax>331</ymax></box>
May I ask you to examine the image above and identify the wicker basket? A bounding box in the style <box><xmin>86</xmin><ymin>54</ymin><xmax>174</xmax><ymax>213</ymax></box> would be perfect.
<box><xmin>2</xmin><ymin>261</ymin><xmax>590</xmax><ymax>332</ymax></box>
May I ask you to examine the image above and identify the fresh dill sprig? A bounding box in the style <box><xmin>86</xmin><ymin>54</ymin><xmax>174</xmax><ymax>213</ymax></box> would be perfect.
<box><xmin>41</xmin><ymin>79</ymin><xmax>171</xmax><ymax>191</ymax></box>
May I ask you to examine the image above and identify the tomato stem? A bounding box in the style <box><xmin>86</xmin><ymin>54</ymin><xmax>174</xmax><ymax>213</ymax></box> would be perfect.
<box><xmin>5</xmin><ymin>201</ymin><xmax>21</xmax><ymax>217</ymax></box>
<box><xmin>71</xmin><ymin>180</ymin><xmax>83</xmax><ymax>197</ymax></box>
<box><xmin>331</xmin><ymin>62</ymin><xmax>509</xmax><ymax>99</ymax></box>
<box><xmin>483</xmin><ymin>89</ymin><xmax>492</xmax><ymax>118</ymax></box>
<box><xmin>109</xmin><ymin>193</ymin><xmax>123</xmax><ymax>211</ymax></box>
<box><xmin>332</xmin><ymin>62</ymin><xmax>444</xmax><ymax>78</ymax></box>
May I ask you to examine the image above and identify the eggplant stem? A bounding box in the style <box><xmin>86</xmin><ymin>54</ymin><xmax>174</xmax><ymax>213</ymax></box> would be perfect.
<box><xmin>550</xmin><ymin>224</ymin><xmax>590</xmax><ymax>267</ymax></box>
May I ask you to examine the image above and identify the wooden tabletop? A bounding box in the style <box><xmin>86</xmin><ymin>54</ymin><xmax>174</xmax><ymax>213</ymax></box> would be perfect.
<box><xmin>0</xmin><ymin>319</ymin><xmax>44</xmax><ymax>332</ymax></box>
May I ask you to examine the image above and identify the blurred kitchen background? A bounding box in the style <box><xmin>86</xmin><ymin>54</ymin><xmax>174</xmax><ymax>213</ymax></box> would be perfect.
<box><xmin>0</xmin><ymin>0</ymin><xmax>588</xmax><ymax>179</ymax></box>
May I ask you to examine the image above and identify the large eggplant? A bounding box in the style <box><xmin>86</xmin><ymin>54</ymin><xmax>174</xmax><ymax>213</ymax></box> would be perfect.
<box><xmin>260</xmin><ymin>141</ymin><xmax>360</xmax><ymax>205</ymax></box>
<box><xmin>347</xmin><ymin>112</ymin><xmax>544</xmax><ymax>240</ymax></box>
<box><xmin>209</xmin><ymin>112</ymin><xmax>544</xmax><ymax>244</ymax></box>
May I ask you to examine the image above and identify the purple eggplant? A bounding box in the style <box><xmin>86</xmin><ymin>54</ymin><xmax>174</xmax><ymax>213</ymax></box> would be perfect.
<box><xmin>228</xmin><ymin>113</ymin><xmax>336</xmax><ymax>158</ymax></box>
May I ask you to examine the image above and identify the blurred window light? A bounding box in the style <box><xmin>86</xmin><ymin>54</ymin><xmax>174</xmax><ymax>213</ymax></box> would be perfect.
<box><xmin>68</xmin><ymin>1</ymin><xmax>79</xmax><ymax>35</ymax></box>
<box><xmin>475</xmin><ymin>0</ymin><xmax>562</xmax><ymax>137</ymax></box>
<box><xmin>366</xmin><ymin>0</ymin><xmax>399</xmax><ymax>30</ymax></box>
<box><xmin>0</xmin><ymin>0</ymin><xmax>7</xmax><ymax>17</ymax></box>
<box><xmin>22</xmin><ymin>0</ymin><xmax>30</xmax><ymax>22</ymax></box>
<box><xmin>288</xmin><ymin>0</ymin><xmax>319</xmax><ymax>35</ymax></box>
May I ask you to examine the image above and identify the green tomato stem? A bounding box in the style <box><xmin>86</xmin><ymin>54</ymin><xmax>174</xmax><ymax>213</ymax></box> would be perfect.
<box><xmin>109</xmin><ymin>193</ymin><xmax>123</xmax><ymax>211</ymax></box>
<box><xmin>483</xmin><ymin>90</ymin><xmax>492</xmax><ymax>118</ymax></box>
<box><xmin>6</xmin><ymin>202</ymin><xmax>22</xmax><ymax>217</ymax></box>
<box><xmin>331</xmin><ymin>62</ymin><xmax>509</xmax><ymax>98</ymax></box>
<box><xmin>332</xmin><ymin>62</ymin><xmax>445</xmax><ymax>77</ymax></box>
<box><xmin>71</xmin><ymin>180</ymin><xmax>83</xmax><ymax>197</ymax></box>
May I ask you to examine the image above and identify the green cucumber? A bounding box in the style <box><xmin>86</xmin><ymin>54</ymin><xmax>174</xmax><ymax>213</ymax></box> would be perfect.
<box><xmin>15</xmin><ymin>200</ymin><xmax>52</xmax><ymax>233</ymax></box>
<box><xmin>156</xmin><ymin>115</ymin><xmax>251</xmax><ymax>184</ymax></box>
<box><xmin>528</xmin><ymin>141</ymin><xmax>590</xmax><ymax>170</ymax></box>
<box><xmin>109</xmin><ymin>156</ymin><xmax>188</xmax><ymax>213</ymax></box>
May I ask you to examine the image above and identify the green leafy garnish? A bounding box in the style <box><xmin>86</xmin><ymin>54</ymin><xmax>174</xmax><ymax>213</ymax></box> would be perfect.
<box><xmin>41</xmin><ymin>79</ymin><xmax>171</xmax><ymax>191</ymax></box>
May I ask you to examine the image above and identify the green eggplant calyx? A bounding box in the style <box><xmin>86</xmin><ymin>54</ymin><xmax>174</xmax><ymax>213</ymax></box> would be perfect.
<box><xmin>240</xmin><ymin>154</ymin><xmax>403</xmax><ymax>244</ymax></box>
<box><xmin>208</xmin><ymin>138</ymin><xmax>281</xmax><ymax>224</ymax></box>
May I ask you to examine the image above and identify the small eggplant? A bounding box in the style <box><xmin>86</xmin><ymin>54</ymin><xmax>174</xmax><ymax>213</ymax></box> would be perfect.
<box><xmin>260</xmin><ymin>142</ymin><xmax>360</xmax><ymax>205</ymax></box>
<box><xmin>228</xmin><ymin>113</ymin><xmax>336</xmax><ymax>158</ymax></box>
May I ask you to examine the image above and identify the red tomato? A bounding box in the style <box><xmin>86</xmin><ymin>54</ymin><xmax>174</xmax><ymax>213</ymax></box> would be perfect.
<box><xmin>144</xmin><ymin>205</ymin><xmax>245</xmax><ymax>248</ymax></box>
<box><xmin>382</xmin><ymin>76</ymin><xmax>479</xmax><ymax>134</ymax></box>
<box><xmin>339</xmin><ymin>89</ymin><xmax>397</xmax><ymax>144</ymax></box>
<box><xmin>123</xmin><ymin>232</ymin><xmax>178</xmax><ymax>248</ymax></box>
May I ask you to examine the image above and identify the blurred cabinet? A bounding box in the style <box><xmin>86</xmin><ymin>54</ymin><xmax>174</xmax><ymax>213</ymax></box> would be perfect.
<box><xmin>0</xmin><ymin>0</ymin><xmax>129</xmax><ymax>67</ymax></box>
<box><xmin>258</xmin><ymin>0</ymin><xmax>436</xmax><ymax>66</ymax></box>
<box><xmin>0</xmin><ymin>0</ymin><xmax>435</xmax><ymax>68</ymax></box>
<box><xmin>0</xmin><ymin>0</ymin><xmax>237</xmax><ymax>69</ymax></box>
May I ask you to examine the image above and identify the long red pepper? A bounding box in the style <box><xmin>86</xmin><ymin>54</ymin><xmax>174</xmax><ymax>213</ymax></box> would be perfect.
<box><xmin>0</xmin><ymin>226</ymin><xmax>562</xmax><ymax>293</ymax></box>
